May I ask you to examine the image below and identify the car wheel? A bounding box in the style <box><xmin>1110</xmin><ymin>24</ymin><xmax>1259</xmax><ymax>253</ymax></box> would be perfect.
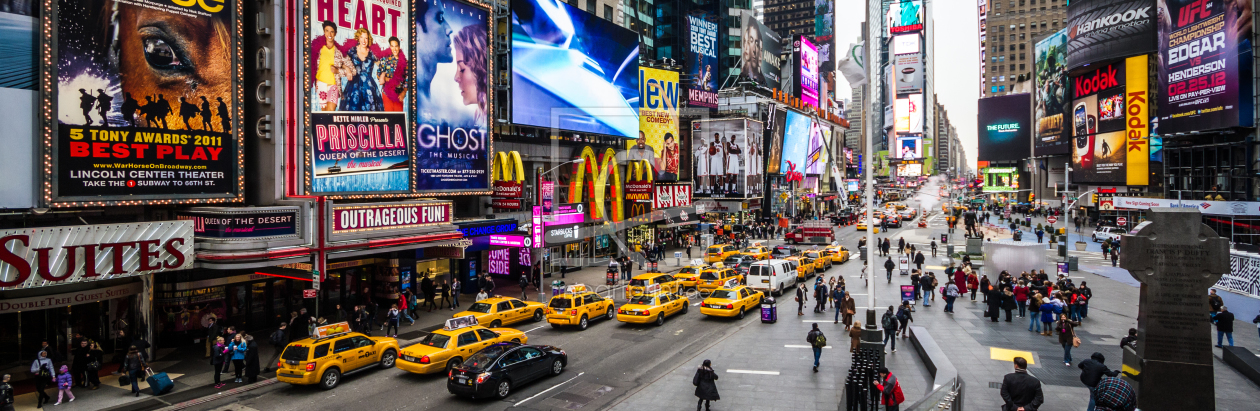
<box><xmin>579</xmin><ymin>315</ymin><xmax>589</xmax><ymax>330</ymax></box>
<box><xmin>736</xmin><ymin>307</ymin><xmax>746</xmax><ymax>319</ymax></box>
<box><xmin>489</xmin><ymin>320</ymin><xmax>502</xmax><ymax>328</ymax></box>
<box><xmin>494</xmin><ymin>380</ymin><xmax>512</xmax><ymax>399</ymax></box>
<box><xmin>379</xmin><ymin>349</ymin><xmax>396</xmax><ymax>369</ymax></box>
<box><xmin>655</xmin><ymin>313</ymin><xmax>665</xmax><ymax>326</ymax></box>
<box><xmin>319</xmin><ymin>368</ymin><xmax>341</xmax><ymax>390</ymax></box>
<box><xmin>551</xmin><ymin>359</ymin><xmax>565</xmax><ymax>376</ymax></box>
<box><xmin>446</xmin><ymin>358</ymin><xmax>462</xmax><ymax>373</ymax></box>
<box><xmin>533</xmin><ymin>309</ymin><xmax>545</xmax><ymax>322</ymax></box>
<box><xmin>606</xmin><ymin>306</ymin><xmax>615</xmax><ymax>319</ymax></box>
<box><xmin>511</xmin><ymin>338</ymin><xmax>521</xmax><ymax>343</ymax></box>
<box><xmin>774</xmin><ymin>284</ymin><xmax>783</xmax><ymax>296</ymax></box>
<box><xmin>682</xmin><ymin>303</ymin><xmax>689</xmax><ymax>314</ymax></box>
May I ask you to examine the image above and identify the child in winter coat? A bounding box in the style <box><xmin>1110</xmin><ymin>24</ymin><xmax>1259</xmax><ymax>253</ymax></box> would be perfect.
<box><xmin>55</xmin><ymin>365</ymin><xmax>75</xmax><ymax>404</ymax></box>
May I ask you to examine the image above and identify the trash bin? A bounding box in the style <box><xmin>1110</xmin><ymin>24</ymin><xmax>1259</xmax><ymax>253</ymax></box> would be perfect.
<box><xmin>946</xmin><ymin>244</ymin><xmax>955</xmax><ymax>257</ymax></box>
<box><xmin>1068</xmin><ymin>256</ymin><xmax>1079</xmax><ymax>271</ymax></box>
<box><xmin>859</xmin><ymin>246</ymin><xmax>868</xmax><ymax>261</ymax></box>
<box><xmin>551</xmin><ymin>280</ymin><xmax>566</xmax><ymax>296</ymax></box>
<box><xmin>760</xmin><ymin>296</ymin><xmax>777</xmax><ymax>323</ymax></box>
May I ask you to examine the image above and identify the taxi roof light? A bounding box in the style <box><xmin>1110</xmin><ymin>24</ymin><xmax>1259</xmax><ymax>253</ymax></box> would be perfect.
<box><xmin>444</xmin><ymin>315</ymin><xmax>480</xmax><ymax>331</ymax></box>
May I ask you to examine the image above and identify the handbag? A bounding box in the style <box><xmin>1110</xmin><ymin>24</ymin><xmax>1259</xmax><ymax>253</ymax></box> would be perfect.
<box><xmin>86</xmin><ymin>360</ymin><xmax>101</xmax><ymax>371</ymax></box>
<box><xmin>118</xmin><ymin>374</ymin><xmax>130</xmax><ymax>386</ymax></box>
<box><xmin>1072</xmin><ymin>328</ymin><xmax>1081</xmax><ymax>347</ymax></box>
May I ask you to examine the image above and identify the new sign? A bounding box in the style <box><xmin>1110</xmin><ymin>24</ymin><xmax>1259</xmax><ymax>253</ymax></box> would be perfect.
<box><xmin>0</xmin><ymin>221</ymin><xmax>194</xmax><ymax>289</ymax></box>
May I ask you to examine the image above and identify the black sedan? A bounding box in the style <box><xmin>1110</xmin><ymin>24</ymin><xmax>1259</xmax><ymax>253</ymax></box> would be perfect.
<box><xmin>770</xmin><ymin>245</ymin><xmax>796</xmax><ymax>259</ymax></box>
<box><xmin>447</xmin><ymin>342</ymin><xmax>568</xmax><ymax>399</ymax></box>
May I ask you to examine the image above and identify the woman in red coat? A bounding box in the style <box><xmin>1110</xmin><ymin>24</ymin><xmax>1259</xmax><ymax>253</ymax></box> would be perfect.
<box><xmin>966</xmin><ymin>271</ymin><xmax>980</xmax><ymax>301</ymax></box>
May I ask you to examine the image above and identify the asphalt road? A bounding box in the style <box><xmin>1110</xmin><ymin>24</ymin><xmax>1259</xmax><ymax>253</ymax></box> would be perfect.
<box><xmin>183</xmin><ymin>182</ymin><xmax>944</xmax><ymax>411</ymax></box>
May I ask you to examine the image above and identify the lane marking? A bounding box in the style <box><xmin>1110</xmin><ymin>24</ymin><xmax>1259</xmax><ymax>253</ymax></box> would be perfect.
<box><xmin>522</xmin><ymin>326</ymin><xmax>544</xmax><ymax>334</ymax></box>
<box><xmin>784</xmin><ymin>344</ymin><xmax>833</xmax><ymax>349</ymax></box>
<box><xmin>693</xmin><ymin>302</ymin><xmax>702</xmax><ymax>306</ymax></box>
<box><xmin>513</xmin><ymin>371</ymin><xmax>585</xmax><ymax>407</ymax></box>
<box><xmin>726</xmin><ymin>369</ymin><xmax>780</xmax><ymax>375</ymax></box>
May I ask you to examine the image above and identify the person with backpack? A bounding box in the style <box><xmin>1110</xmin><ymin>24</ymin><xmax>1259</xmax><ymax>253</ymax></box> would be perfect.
<box><xmin>519</xmin><ymin>274</ymin><xmax>530</xmax><ymax>300</ymax></box>
<box><xmin>692</xmin><ymin>359</ymin><xmax>719</xmax><ymax>411</ymax></box>
<box><xmin>943</xmin><ymin>279</ymin><xmax>960</xmax><ymax>314</ymax></box>
<box><xmin>263</xmin><ymin>323</ymin><xmax>287</xmax><ymax>373</ymax></box>
<box><xmin>806</xmin><ymin>324</ymin><xmax>826</xmax><ymax>372</ymax></box>
<box><xmin>896</xmin><ymin>301</ymin><xmax>914</xmax><ymax>338</ymax></box>
<box><xmin>385</xmin><ymin>304</ymin><xmax>401</xmax><ymax>338</ymax></box>
<box><xmin>30</xmin><ymin>351</ymin><xmax>53</xmax><ymax>407</ymax></box>
<box><xmin>881</xmin><ymin>306</ymin><xmax>900</xmax><ymax>353</ymax></box>
<box><xmin>884</xmin><ymin>257</ymin><xmax>895</xmax><ymax>282</ymax></box>
<box><xmin>930</xmin><ymin>239</ymin><xmax>938</xmax><ymax>257</ymax></box>
<box><xmin>920</xmin><ymin>273</ymin><xmax>936</xmax><ymax>307</ymax></box>
<box><xmin>871</xmin><ymin>367</ymin><xmax>905</xmax><ymax>411</ymax></box>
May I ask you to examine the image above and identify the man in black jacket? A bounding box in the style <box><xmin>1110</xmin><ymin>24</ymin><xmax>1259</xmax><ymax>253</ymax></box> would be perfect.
<box><xmin>884</xmin><ymin>257</ymin><xmax>895</xmax><ymax>282</ymax></box>
<box><xmin>1118</xmin><ymin>328</ymin><xmax>1138</xmax><ymax>350</ymax></box>
<box><xmin>913</xmin><ymin>251</ymin><xmax>925</xmax><ymax>271</ymax></box>
<box><xmin>1078</xmin><ymin>352</ymin><xmax>1120</xmax><ymax>411</ymax></box>
<box><xmin>1214</xmin><ymin>306</ymin><xmax>1235</xmax><ymax>347</ymax></box>
<box><xmin>205</xmin><ymin>317</ymin><xmax>221</xmax><ymax>358</ymax></box>
<box><xmin>0</xmin><ymin>374</ymin><xmax>13</xmax><ymax>411</ymax></box>
<box><xmin>1000</xmin><ymin>357</ymin><xmax>1044</xmax><ymax>411</ymax></box>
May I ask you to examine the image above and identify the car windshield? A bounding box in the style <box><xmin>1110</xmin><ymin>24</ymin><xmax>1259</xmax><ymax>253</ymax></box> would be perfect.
<box><xmin>629</xmin><ymin>279</ymin><xmax>648</xmax><ymax>287</ymax></box>
<box><xmin>465</xmin><ymin>303</ymin><xmax>493</xmax><ymax>313</ymax></box>
<box><xmin>281</xmin><ymin>345</ymin><xmax>309</xmax><ymax>362</ymax></box>
<box><xmin>707</xmin><ymin>247</ymin><xmax>722</xmax><ymax>254</ymax></box>
<box><xmin>709</xmin><ymin>290</ymin><xmax>737</xmax><ymax>299</ymax></box>
<box><xmin>700</xmin><ymin>271</ymin><xmax>721</xmax><ymax>280</ymax></box>
<box><xmin>463</xmin><ymin>345</ymin><xmax>511</xmax><ymax>370</ymax></box>
<box><xmin>549</xmin><ymin>298</ymin><xmax>573</xmax><ymax>309</ymax></box>
<box><xmin>738</xmin><ymin>261</ymin><xmax>753</xmax><ymax>268</ymax></box>
<box><xmin>805</xmin><ymin>252</ymin><xmax>819</xmax><ymax>258</ymax></box>
<box><xmin>679</xmin><ymin>267</ymin><xmax>698</xmax><ymax>275</ymax></box>
<box><xmin>628</xmin><ymin>295</ymin><xmax>655</xmax><ymax>305</ymax></box>
<box><xmin>418</xmin><ymin>333</ymin><xmax>451</xmax><ymax>348</ymax></box>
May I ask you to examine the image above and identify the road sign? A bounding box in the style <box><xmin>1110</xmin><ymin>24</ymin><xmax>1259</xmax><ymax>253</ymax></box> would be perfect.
<box><xmin>1046</xmin><ymin>216</ymin><xmax>1058</xmax><ymax>224</ymax></box>
<box><xmin>1117</xmin><ymin>217</ymin><xmax>1128</xmax><ymax>226</ymax></box>
<box><xmin>303</xmin><ymin>289</ymin><xmax>318</xmax><ymax>298</ymax></box>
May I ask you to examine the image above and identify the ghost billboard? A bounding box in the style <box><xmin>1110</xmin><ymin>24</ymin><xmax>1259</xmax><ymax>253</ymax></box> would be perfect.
<box><xmin>414</xmin><ymin>0</ymin><xmax>492</xmax><ymax>192</ymax></box>
<box><xmin>741</xmin><ymin>11</ymin><xmax>783</xmax><ymax>90</ymax></box>
<box><xmin>307</xmin><ymin>0</ymin><xmax>411</xmax><ymax>193</ymax></box>
<box><xmin>1156</xmin><ymin>0</ymin><xmax>1254</xmax><ymax>133</ymax></box>
<box><xmin>50</xmin><ymin>0</ymin><xmax>241</xmax><ymax>204</ymax></box>
<box><xmin>692</xmin><ymin>119</ymin><xmax>764</xmax><ymax>199</ymax></box>
<box><xmin>511</xmin><ymin>0</ymin><xmax>639</xmax><ymax>138</ymax></box>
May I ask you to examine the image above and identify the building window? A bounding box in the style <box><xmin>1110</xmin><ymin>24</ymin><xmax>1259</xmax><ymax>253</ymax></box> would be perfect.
<box><xmin>1019</xmin><ymin>64</ymin><xmax>1026</xmax><ymax>70</ymax></box>
<box><xmin>586</xmin><ymin>0</ymin><xmax>595</xmax><ymax>13</ymax></box>
<box><xmin>604</xmin><ymin>4</ymin><xmax>613</xmax><ymax>20</ymax></box>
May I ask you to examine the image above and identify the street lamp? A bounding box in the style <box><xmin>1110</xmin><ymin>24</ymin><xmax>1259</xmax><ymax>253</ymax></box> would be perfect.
<box><xmin>537</xmin><ymin>158</ymin><xmax>584</xmax><ymax>302</ymax></box>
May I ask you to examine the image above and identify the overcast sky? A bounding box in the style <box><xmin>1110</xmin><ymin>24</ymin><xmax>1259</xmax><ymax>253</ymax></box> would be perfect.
<box><xmin>832</xmin><ymin>0</ymin><xmax>979</xmax><ymax>170</ymax></box>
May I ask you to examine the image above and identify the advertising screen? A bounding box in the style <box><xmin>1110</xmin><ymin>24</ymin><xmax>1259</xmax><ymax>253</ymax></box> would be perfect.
<box><xmin>741</xmin><ymin>11</ymin><xmax>784</xmax><ymax>89</ymax></box>
<box><xmin>893</xmin><ymin>34</ymin><xmax>920</xmax><ymax>55</ymax></box>
<box><xmin>1070</xmin><ymin>56</ymin><xmax>1149</xmax><ymax>185</ymax></box>
<box><xmin>816</xmin><ymin>0</ymin><xmax>834</xmax><ymax>38</ymax></box>
<box><xmin>53</xmin><ymin>0</ymin><xmax>239</xmax><ymax>202</ymax></box>
<box><xmin>692</xmin><ymin>119</ymin><xmax>763</xmax><ymax>198</ymax></box>
<box><xmin>1065</xmin><ymin>0</ymin><xmax>1156</xmax><ymax>70</ymax></box>
<box><xmin>886</xmin><ymin>0</ymin><xmax>924</xmax><ymax>34</ymax></box>
<box><xmin>894</xmin><ymin>53</ymin><xmax>923</xmax><ymax>95</ymax></box>
<box><xmin>1034</xmin><ymin>29</ymin><xmax>1070</xmax><ymax>156</ymax></box>
<box><xmin>781</xmin><ymin>111</ymin><xmax>812</xmax><ymax>174</ymax></box>
<box><xmin>897</xmin><ymin>163</ymin><xmax>923</xmax><ymax>177</ymax></box>
<box><xmin>307</xmin><ymin>0</ymin><xmax>410</xmax><ymax>193</ymax></box>
<box><xmin>684</xmin><ymin>11</ymin><xmax>719</xmax><ymax>108</ymax></box>
<box><xmin>977</xmin><ymin>94</ymin><xmax>1031</xmax><ymax>162</ymax></box>
<box><xmin>1157</xmin><ymin>0</ymin><xmax>1254</xmax><ymax>133</ymax></box>
<box><xmin>894</xmin><ymin>93</ymin><xmax>923</xmax><ymax>135</ymax></box>
<box><xmin>896</xmin><ymin>135</ymin><xmax>923</xmax><ymax>160</ymax></box>
<box><xmin>511</xmin><ymin>0</ymin><xmax>639</xmax><ymax>138</ymax></box>
<box><xmin>413</xmin><ymin>0</ymin><xmax>492</xmax><ymax>192</ymax></box>
<box><xmin>766</xmin><ymin>109</ymin><xmax>787</xmax><ymax>174</ymax></box>
<box><xmin>982</xmin><ymin>167</ymin><xmax>1018</xmax><ymax>192</ymax></box>
<box><xmin>799</xmin><ymin>36</ymin><xmax>821</xmax><ymax>107</ymax></box>
<box><xmin>804</xmin><ymin>118</ymin><xmax>827</xmax><ymax>174</ymax></box>
<box><xmin>628</xmin><ymin>67</ymin><xmax>680</xmax><ymax>181</ymax></box>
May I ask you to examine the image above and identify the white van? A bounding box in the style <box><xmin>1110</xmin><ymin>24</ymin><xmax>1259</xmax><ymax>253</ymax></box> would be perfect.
<box><xmin>747</xmin><ymin>259</ymin><xmax>797</xmax><ymax>296</ymax></box>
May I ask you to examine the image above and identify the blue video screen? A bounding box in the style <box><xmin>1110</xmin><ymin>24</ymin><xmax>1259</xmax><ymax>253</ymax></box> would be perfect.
<box><xmin>511</xmin><ymin>0</ymin><xmax>640</xmax><ymax>138</ymax></box>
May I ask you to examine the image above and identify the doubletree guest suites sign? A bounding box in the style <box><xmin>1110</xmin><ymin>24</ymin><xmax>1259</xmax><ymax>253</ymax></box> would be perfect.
<box><xmin>0</xmin><ymin>221</ymin><xmax>194</xmax><ymax>290</ymax></box>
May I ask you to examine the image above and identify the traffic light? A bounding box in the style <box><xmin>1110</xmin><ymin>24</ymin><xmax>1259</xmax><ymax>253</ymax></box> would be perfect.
<box><xmin>1028</xmin><ymin>193</ymin><xmax>1035</xmax><ymax>201</ymax></box>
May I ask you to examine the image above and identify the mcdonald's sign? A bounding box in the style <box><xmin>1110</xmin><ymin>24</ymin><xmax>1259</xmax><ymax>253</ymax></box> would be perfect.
<box><xmin>569</xmin><ymin>147</ymin><xmax>624</xmax><ymax>221</ymax></box>
<box><xmin>492</xmin><ymin>151</ymin><xmax>526</xmax><ymax>209</ymax></box>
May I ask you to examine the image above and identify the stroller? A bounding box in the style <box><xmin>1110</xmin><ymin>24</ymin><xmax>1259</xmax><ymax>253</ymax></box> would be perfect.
<box><xmin>1012</xmin><ymin>229</ymin><xmax>1023</xmax><ymax>241</ymax></box>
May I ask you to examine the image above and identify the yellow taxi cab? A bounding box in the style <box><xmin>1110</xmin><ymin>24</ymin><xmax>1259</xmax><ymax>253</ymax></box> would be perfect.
<box><xmin>627</xmin><ymin>272</ymin><xmax>680</xmax><ymax>296</ymax></box>
<box><xmin>802</xmin><ymin>250</ymin><xmax>833</xmax><ymax>271</ymax></box>
<box><xmin>396</xmin><ymin>316</ymin><xmax>528</xmax><ymax>375</ymax></box>
<box><xmin>785</xmin><ymin>256</ymin><xmax>815</xmax><ymax>281</ymax></box>
<box><xmin>740</xmin><ymin>246</ymin><xmax>770</xmax><ymax>260</ymax></box>
<box><xmin>545</xmin><ymin>284</ymin><xmax>616</xmax><ymax>330</ymax></box>
<box><xmin>673</xmin><ymin>264</ymin><xmax>709</xmax><ymax>290</ymax></box>
<box><xmin>452</xmin><ymin>296</ymin><xmax>548</xmax><ymax>328</ymax></box>
<box><xmin>824</xmin><ymin>246</ymin><xmax>851</xmax><ymax>264</ymax></box>
<box><xmin>699</xmin><ymin>282</ymin><xmax>764</xmax><ymax>319</ymax></box>
<box><xmin>704</xmin><ymin>244</ymin><xmax>739</xmax><ymax>263</ymax></box>
<box><xmin>616</xmin><ymin>286</ymin><xmax>690</xmax><ymax>326</ymax></box>
<box><xmin>276</xmin><ymin>322</ymin><xmax>400</xmax><ymax>390</ymax></box>
<box><xmin>695</xmin><ymin>266</ymin><xmax>743</xmax><ymax>293</ymax></box>
<box><xmin>888</xmin><ymin>202</ymin><xmax>907</xmax><ymax>210</ymax></box>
